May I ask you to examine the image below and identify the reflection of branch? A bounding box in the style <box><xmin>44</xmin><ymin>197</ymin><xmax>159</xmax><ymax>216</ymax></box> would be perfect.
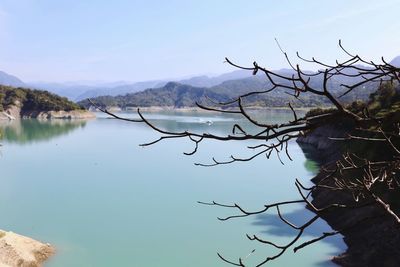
<box><xmin>199</xmin><ymin>177</ymin><xmax>379</xmax><ymax>267</ymax></box>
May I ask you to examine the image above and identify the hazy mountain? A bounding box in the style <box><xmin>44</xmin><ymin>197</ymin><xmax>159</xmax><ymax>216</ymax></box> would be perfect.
<box><xmin>78</xmin><ymin>82</ymin><xmax>235</xmax><ymax>109</ymax></box>
<box><xmin>3</xmin><ymin>70</ymin><xmax>253</xmax><ymax>102</ymax></box>
<box><xmin>28</xmin><ymin>82</ymin><xmax>107</xmax><ymax>100</ymax></box>
<box><xmin>78</xmin><ymin>80</ymin><xmax>328</xmax><ymax>109</ymax></box>
<box><xmin>177</xmin><ymin>70</ymin><xmax>251</xmax><ymax>87</ymax></box>
<box><xmin>74</xmin><ymin>71</ymin><xmax>252</xmax><ymax>101</ymax></box>
<box><xmin>3</xmin><ymin>57</ymin><xmax>391</xmax><ymax>104</ymax></box>
<box><xmin>0</xmin><ymin>71</ymin><xmax>25</xmax><ymax>87</ymax></box>
<box><xmin>74</xmin><ymin>80</ymin><xmax>167</xmax><ymax>101</ymax></box>
<box><xmin>390</xmin><ymin>56</ymin><xmax>400</xmax><ymax>67</ymax></box>
<box><xmin>31</xmin><ymin>70</ymin><xmax>252</xmax><ymax>102</ymax></box>
<box><xmin>80</xmin><ymin>67</ymin><xmax>381</xmax><ymax>109</ymax></box>
<box><xmin>58</xmin><ymin>80</ymin><xmax>130</xmax><ymax>87</ymax></box>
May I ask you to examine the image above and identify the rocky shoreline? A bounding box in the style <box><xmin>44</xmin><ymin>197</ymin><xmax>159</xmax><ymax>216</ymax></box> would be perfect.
<box><xmin>0</xmin><ymin>230</ymin><xmax>54</xmax><ymax>267</ymax></box>
<box><xmin>0</xmin><ymin>105</ymin><xmax>95</xmax><ymax>120</ymax></box>
<box><xmin>297</xmin><ymin>124</ymin><xmax>400</xmax><ymax>267</ymax></box>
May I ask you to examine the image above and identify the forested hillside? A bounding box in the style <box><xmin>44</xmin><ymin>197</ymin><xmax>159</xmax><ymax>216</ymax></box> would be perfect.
<box><xmin>0</xmin><ymin>85</ymin><xmax>83</xmax><ymax>112</ymax></box>
<box><xmin>80</xmin><ymin>72</ymin><xmax>379</xmax><ymax>109</ymax></box>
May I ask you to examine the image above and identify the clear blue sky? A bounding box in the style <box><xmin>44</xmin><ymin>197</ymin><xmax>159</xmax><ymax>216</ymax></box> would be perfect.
<box><xmin>1</xmin><ymin>0</ymin><xmax>400</xmax><ymax>82</ymax></box>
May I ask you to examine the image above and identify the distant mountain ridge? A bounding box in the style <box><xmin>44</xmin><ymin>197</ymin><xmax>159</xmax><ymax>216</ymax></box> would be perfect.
<box><xmin>1</xmin><ymin>69</ymin><xmax>253</xmax><ymax>101</ymax></box>
<box><xmin>1</xmin><ymin>54</ymin><xmax>399</xmax><ymax>103</ymax></box>
<box><xmin>390</xmin><ymin>56</ymin><xmax>400</xmax><ymax>67</ymax></box>
<box><xmin>21</xmin><ymin>71</ymin><xmax>255</xmax><ymax>101</ymax></box>
<box><xmin>74</xmin><ymin>80</ymin><xmax>167</xmax><ymax>101</ymax></box>
<box><xmin>0</xmin><ymin>71</ymin><xmax>25</xmax><ymax>87</ymax></box>
<box><xmin>79</xmin><ymin>70</ymin><xmax>380</xmax><ymax>109</ymax></box>
<box><xmin>23</xmin><ymin>71</ymin><xmax>254</xmax><ymax>101</ymax></box>
<box><xmin>176</xmin><ymin>70</ymin><xmax>251</xmax><ymax>88</ymax></box>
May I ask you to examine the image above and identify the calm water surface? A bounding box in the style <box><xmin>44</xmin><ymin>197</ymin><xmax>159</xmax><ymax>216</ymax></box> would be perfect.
<box><xmin>0</xmin><ymin>110</ymin><xmax>344</xmax><ymax>266</ymax></box>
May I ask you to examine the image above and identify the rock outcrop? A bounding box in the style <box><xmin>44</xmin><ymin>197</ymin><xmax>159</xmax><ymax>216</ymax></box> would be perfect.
<box><xmin>310</xmin><ymin>166</ymin><xmax>400</xmax><ymax>267</ymax></box>
<box><xmin>0</xmin><ymin>106</ymin><xmax>21</xmax><ymax>120</ymax></box>
<box><xmin>0</xmin><ymin>105</ymin><xmax>95</xmax><ymax>120</ymax></box>
<box><xmin>0</xmin><ymin>230</ymin><xmax>54</xmax><ymax>267</ymax></box>
<box><xmin>297</xmin><ymin>123</ymin><xmax>348</xmax><ymax>164</ymax></box>
<box><xmin>297</xmin><ymin>122</ymin><xmax>400</xmax><ymax>267</ymax></box>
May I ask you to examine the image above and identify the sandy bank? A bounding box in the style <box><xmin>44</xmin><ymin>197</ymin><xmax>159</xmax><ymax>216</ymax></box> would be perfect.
<box><xmin>0</xmin><ymin>230</ymin><xmax>54</xmax><ymax>267</ymax></box>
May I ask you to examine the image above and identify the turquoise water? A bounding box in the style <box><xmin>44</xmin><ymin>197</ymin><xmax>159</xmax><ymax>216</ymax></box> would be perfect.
<box><xmin>0</xmin><ymin>110</ymin><xmax>344</xmax><ymax>267</ymax></box>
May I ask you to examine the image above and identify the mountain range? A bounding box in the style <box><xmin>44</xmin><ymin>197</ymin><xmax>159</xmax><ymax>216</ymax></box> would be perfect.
<box><xmin>1</xmin><ymin>55</ymin><xmax>399</xmax><ymax>107</ymax></box>
<box><xmin>78</xmin><ymin>70</ymin><xmax>380</xmax><ymax>109</ymax></box>
<box><xmin>0</xmin><ymin>71</ymin><xmax>25</xmax><ymax>87</ymax></box>
<box><xmin>0</xmin><ymin>69</ymin><xmax>253</xmax><ymax>102</ymax></box>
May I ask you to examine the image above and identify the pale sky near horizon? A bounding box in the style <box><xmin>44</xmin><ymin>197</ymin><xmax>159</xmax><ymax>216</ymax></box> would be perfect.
<box><xmin>0</xmin><ymin>0</ymin><xmax>400</xmax><ymax>83</ymax></box>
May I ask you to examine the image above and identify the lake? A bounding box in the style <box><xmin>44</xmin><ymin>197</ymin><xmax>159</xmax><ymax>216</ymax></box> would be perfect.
<box><xmin>0</xmin><ymin>110</ymin><xmax>344</xmax><ymax>267</ymax></box>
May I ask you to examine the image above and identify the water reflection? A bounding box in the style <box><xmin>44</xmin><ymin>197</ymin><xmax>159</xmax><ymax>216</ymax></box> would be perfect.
<box><xmin>253</xmin><ymin>208</ymin><xmax>344</xmax><ymax>251</ymax></box>
<box><xmin>250</xmin><ymin>142</ymin><xmax>346</xmax><ymax>266</ymax></box>
<box><xmin>97</xmin><ymin>109</ymin><xmax>307</xmax><ymax>137</ymax></box>
<box><xmin>0</xmin><ymin>119</ymin><xmax>87</xmax><ymax>144</ymax></box>
<box><xmin>0</xmin><ymin>111</ymin><xmax>342</xmax><ymax>266</ymax></box>
<box><xmin>304</xmin><ymin>159</ymin><xmax>320</xmax><ymax>176</ymax></box>
<box><xmin>298</xmin><ymin>142</ymin><xmax>334</xmax><ymax>167</ymax></box>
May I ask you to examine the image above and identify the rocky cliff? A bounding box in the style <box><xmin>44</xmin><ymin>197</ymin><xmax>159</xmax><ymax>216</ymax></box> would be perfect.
<box><xmin>297</xmin><ymin>123</ymin><xmax>348</xmax><ymax>164</ymax></box>
<box><xmin>0</xmin><ymin>85</ymin><xmax>95</xmax><ymax>120</ymax></box>
<box><xmin>297</xmin><ymin>122</ymin><xmax>400</xmax><ymax>267</ymax></box>
<box><xmin>0</xmin><ymin>105</ymin><xmax>95</xmax><ymax>120</ymax></box>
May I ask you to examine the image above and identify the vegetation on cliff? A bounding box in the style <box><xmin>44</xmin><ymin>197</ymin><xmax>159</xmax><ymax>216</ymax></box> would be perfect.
<box><xmin>0</xmin><ymin>85</ymin><xmax>84</xmax><ymax>113</ymax></box>
<box><xmin>310</xmin><ymin>79</ymin><xmax>399</xmax><ymax>178</ymax></box>
<box><xmin>292</xmin><ymin>81</ymin><xmax>400</xmax><ymax>266</ymax></box>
